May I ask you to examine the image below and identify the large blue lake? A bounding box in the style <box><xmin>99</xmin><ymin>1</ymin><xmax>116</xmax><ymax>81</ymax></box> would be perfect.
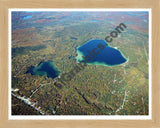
<box><xmin>26</xmin><ymin>61</ymin><xmax>59</xmax><ymax>78</ymax></box>
<box><xmin>76</xmin><ymin>39</ymin><xmax>127</xmax><ymax>66</ymax></box>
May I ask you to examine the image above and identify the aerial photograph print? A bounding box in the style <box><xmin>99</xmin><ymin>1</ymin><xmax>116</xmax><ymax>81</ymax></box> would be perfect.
<box><xmin>10</xmin><ymin>9</ymin><xmax>150</xmax><ymax>118</ymax></box>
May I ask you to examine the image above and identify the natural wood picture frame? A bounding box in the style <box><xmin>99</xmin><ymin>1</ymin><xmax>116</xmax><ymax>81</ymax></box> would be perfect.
<box><xmin>0</xmin><ymin>0</ymin><xmax>160</xmax><ymax>128</ymax></box>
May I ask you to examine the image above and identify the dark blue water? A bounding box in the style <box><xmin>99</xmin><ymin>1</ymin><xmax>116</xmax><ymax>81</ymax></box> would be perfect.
<box><xmin>26</xmin><ymin>61</ymin><xmax>59</xmax><ymax>78</ymax></box>
<box><xmin>70</xmin><ymin>37</ymin><xmax>78</xmax><ymax>40</ymax></box>
<box><xmin>23</xmin><ymin>15</ymin><xmax>32</xmax><ymax>19</ymax></box>
<box><xmin>76</xmin><ymin>39</ymin><xmax>127</xmax><ymax>66</ymax></box>
<box><xmin>69</xmin><ymin>56</ymin><xmax>75</xmax><ymax>59</ymax></box>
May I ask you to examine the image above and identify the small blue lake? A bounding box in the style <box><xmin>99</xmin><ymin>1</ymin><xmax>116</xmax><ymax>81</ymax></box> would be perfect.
<box><xmin>76</xmin><ymin>39</ymin><xmax>127</xmax><ymax>66</ymax></box>
<box><xmin>23</xmin><ymin>15</ymin><xmax>32</xmax><ymax>19</ymax></box>
<box><xmin>91</xmin><ymin>19</ymin><xmax>98</xmax><ymax>22</ymax></box>
<box><xmin>26</xmin><ymin>61</ymin><xmax>59</xmax><ymax>78</ymax></box>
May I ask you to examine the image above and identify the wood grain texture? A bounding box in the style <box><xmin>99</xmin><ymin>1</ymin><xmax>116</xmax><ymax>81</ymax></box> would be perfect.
<box><xmin>0</xmin><ymin>0</ymin><xmax>160</xmax><ymax>127</ymax></box>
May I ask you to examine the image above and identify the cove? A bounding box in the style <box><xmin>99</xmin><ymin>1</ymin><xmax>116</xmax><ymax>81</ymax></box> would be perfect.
<box><xmin>76</xmin><ymin>39</ymin><xmax>127</xmax><ymax>66</ymax></box>
<box><xmin>26</xmin><ymin>61</ymin><xmax>59</xmax><ymax>78</ymax></box>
